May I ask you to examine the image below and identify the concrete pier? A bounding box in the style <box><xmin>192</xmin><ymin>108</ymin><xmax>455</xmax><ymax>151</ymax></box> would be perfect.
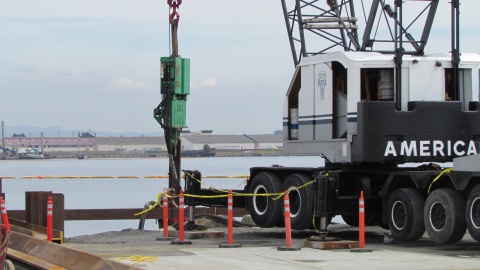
<box><xmin>63</xmin><ymin>224</ymin><xmax>480</xmax><ymax>269</ymax></box>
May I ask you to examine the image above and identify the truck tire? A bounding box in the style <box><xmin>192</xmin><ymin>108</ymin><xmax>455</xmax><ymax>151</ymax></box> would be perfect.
<box><xmin>387</xmin><ymin>188</ymin><xmax>425</xmax><ymax>242</ymax></box>
<box><xmin>466</xmin><ymin>185</ymin><xmax>480</xmax><ymax>242</ymax></box>
<box><xmin>249</xmin><ymin>172</ymin><xmax>283</xmax><ymax>227</ymax></box>
<box><xmin>424</xmin><ymin>189</ymin><xmax>466</xmax><ymax>244</ymax></box>
<box><xmin>4</xmin><ymin>260</ymin><xmax>14</xmax><ymax>270</ymax></box>
<box><xmin>282</xmin><ymin>174</ymin><xmax>313</xmax><ymax>230</ymax></box>
<box><xmin>341</xmin><ymin>214</ymin><xmax>378</xmax><ymax>227</ymax></box>
<box><xmin>376</xmin><ymin>219</ymin><xmax>390</xmax><ymax>230</ymax></box>
<box><xmin>341</xmin><ymin>214</ymin><xmax>359</xmax><ymax>227</ymax></box>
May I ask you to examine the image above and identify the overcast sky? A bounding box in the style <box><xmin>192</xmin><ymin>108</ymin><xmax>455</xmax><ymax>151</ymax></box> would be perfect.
<box><xmin>1</xmin><ymin>1</ymin><xmax>478</xmax><ymax>135</ymax></box>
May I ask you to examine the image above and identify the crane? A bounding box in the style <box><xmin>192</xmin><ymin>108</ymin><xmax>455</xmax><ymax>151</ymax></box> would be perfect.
<box><xmin>153</xmin><ymin>0</ymin><xmax>189</xmax><ymax>195</ymax></box>
<box><xmin>181</xmin><ymin>0</ymin><xmax>480</xmax><ymax>245</ymax></box>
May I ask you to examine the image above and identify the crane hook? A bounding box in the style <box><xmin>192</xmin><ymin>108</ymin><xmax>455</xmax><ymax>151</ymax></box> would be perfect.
<box><xmin>168</xmin><ymin>0</ymin><xmax>182</xmax><ymax>23</ymax></box>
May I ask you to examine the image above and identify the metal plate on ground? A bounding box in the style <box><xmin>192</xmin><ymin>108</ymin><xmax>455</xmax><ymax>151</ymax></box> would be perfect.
<box><xmin>304</xmin><ymin>239</ymin><xmax>359</xmax><ymax>250</ymax></box>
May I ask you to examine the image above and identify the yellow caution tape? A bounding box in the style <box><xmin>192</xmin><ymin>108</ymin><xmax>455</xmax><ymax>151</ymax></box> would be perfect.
<box><xmin>15</xmin><ymin>175</ymin><xmax>249</xmax><ymax>180</ymax></box>
<box><xmin>235</xmin><ymin>179</ymin><xmax>248</xmax><ymax>188</ymax></box>
<box><xmin>428</xmin><ymin>168</ymin><xmax>452</xmax><ymax>194</ymax></box>
<box><xmin>22</xmin><ymin>176</ymin><xmax>55</xmax><ymax>179</ymax></box>
<box><xmin>289</xmin><ymin>179</ymin><xmax>315</xmax><ymax>193</ymax></box>
<box><xmin>134</xmin><ymin>193</ymin><xmax>162</xmax><ymax>216</ymax></box>
<box><xmin>134</xmin><ymin>178</ymin><xmax>316</xmax><ymax>216</ymax></box>
<box><xmin>183</xmin><ymin>171</ymin><xmax>231</xmax><ymax>193</ymax></box>
<box><xmin>232</xmin><ymin>175</ymin><xmax>249</xmax><ymax>178</ymax></box>
<box><xmin>182</xmin><ymin>193</ymin><xmax>230</xmax><ymax>199</ymax></box>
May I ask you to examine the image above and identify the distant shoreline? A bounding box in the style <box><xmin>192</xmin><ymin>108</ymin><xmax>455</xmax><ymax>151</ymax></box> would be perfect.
<box><xmin>1</xmin><ymin>149</ymin><xmax>299</xmax><ymax>160</ymax></box>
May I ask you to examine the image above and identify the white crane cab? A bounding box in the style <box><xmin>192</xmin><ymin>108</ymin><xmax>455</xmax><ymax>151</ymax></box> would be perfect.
<box><xmin>283</xmin><ymin>51</ymin><xmax>480</xmax><ymax>164</ymax></box>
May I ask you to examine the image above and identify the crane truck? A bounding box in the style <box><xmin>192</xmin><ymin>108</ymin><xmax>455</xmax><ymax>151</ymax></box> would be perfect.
<box><xmin>179</xmin><ymin>0</ymin><xmax>480</xmax><ymax>244</ymax></box>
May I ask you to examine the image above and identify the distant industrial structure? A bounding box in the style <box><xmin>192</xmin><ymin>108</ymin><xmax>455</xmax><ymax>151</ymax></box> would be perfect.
<box><xmin>0</xmin><ymin>132</ymin><xmax>283</xmax><ymax>158</ymax></box>
<box><xmin>0</xmin><ymin>120</ymin><xmax>283</xmax><ymax>158</ymax></box>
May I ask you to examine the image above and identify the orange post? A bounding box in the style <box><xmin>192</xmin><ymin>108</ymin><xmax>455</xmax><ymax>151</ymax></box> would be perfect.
<box><xmin>0</xmin><ymin>197</ymin><xmax>9</xmax><ymax>231</ymax></box>
<box><xmin>47</xmin><ymin>196</ymin><xmax>53</xmax><ymax>242</ymax></box>
<box><xmin>156</xmin><ymin>190</ymin><xmax>175</xmax><ymax>241</ymax></box>
<box><xmin>227</xmin><ymin>190</ymin><xmax>233</xmax><ymax>244</ymax></box>
<box><xmin>171</xmin><ymin>190</ymin><xmax>192</xmax><ymax>245</ymax></box>
<box><xmin>277</xmin><ymin>191</ymin><xmax>300</xmax><ymax>251</ymax></box>
<box><xmin>219</xmin><ymin>190</ymin><xmax>241</xmax><ymax>248</ymax></box>
<box><xmin>359</xmin><ymin>191</ymin><xmax>365</xmax><ymax>248</ymax></box>
<box><xmin>277</xmin><ymin>190</ymin><xmax>301</xmax><ymax>251</ymax></box>
<box><xmin>284</xmin><ymin>191</ymin><xmax>292</xmax><ymax>247</ymax></box>
<box><xmin>163</xmin><ymin>193</ymin><xmax>169</xmax><ymax>238</ymax></box>
<box><xmin>178</xmin><ymin>190</ymin><xmax>185</xmax><ymax>242</ymax></box>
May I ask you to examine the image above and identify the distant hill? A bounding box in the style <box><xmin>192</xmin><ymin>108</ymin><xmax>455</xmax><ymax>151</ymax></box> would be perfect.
<box><xmin>2</xmin><ymin>125</ymin><xmax>163</xmax><ymax>138</ymax></box>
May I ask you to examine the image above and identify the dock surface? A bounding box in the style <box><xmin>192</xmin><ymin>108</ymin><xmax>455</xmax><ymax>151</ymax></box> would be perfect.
<box><xmin>64</xmin><ymin>224</ymin><xmax>480</xmax><ymax>269</ymax></box>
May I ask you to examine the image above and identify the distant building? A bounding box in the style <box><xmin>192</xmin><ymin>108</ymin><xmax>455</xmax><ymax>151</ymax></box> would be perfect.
<box><xmin>181</xmin><ymin>134</ymin><xmax>282</xmax><ymax>151</ymax></box>
<box><xmin>2</xmin><ymin>137</ymin><xmax>96</xmax><ymax>152</ymax></box>
<box><xmin>247</xmin><ymin>134</ymin><xmax>284</xmax><ymax>150</ymax></box>
<box><xmin>0</xmin><ymin>134</ymin><xmax>282</xmax><ymax>156</ymax></box>
<box><xmin>93</xmin><ymin>137</ymin><xmax>166</xmax><ymax>153</ymax></box>
<box><xmin>1</xmin><ymin>137</ymin><xmax>166</xmax><ymax>154</ymax></box>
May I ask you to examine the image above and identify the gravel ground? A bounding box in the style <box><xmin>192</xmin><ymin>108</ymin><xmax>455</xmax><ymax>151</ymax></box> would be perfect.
<box><xmin>64</xmin><ymin>221</ymin><xmax>393</xmax><ymax>250</ymax></box>
<box><xmin>64</xmin><ymin>222</ymin><xmax>388</xmax><ymax>254</ymax></box>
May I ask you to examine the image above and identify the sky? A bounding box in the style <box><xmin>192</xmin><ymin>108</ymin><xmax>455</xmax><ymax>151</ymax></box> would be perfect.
<box><xmin>0</xmin><ymin>1</ymin><xmax>478</xmax><ymax>136</ymax></box>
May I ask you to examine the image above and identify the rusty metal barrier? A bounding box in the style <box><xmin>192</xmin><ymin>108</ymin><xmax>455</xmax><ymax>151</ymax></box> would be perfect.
<box><xmin>8</xmin><ymin>231</ymin><xmax>140</xmax><ymax>270</ymax></box>
<box><xmin>6</xmin><ymin>189</ymin><xmax>249</xmax><ymax>245</ymax></box>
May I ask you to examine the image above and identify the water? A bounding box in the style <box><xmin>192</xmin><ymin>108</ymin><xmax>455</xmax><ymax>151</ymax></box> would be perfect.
<box><xmin>0</xmin><ymin>156</ymin><xmax>325</xmax><ymax>237</ymax></box>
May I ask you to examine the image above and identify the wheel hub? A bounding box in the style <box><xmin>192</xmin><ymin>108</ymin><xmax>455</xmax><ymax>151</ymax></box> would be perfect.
<box><xmin>391</xmin><ymin>201</ymin><xmax>407</xmax><ymax>230</ymax></box>
<box><xmin>470</xmin><ymin>197</ymin><xmax>480</xmax><ymax>229</ymax></box>
<box><xmin>430</xmin><ymin>202</ymin><xmax>447</xmax><ymax>231</ymax></box>
<box><xmin>288</xmin><ymin>188</ymin><xmax>301</xmax><ymax>218</ymax></box>
<box><xmin>253</xmin><ymin>185</ymin><xmax>268</xmax><ymax>215</ymax></box>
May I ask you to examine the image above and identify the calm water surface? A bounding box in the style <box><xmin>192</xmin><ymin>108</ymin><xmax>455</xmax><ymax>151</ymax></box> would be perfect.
<box><xmin>1</xmin><ymin>156</ymin><xmax>325</xmax><ymax>237</ymax></box>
